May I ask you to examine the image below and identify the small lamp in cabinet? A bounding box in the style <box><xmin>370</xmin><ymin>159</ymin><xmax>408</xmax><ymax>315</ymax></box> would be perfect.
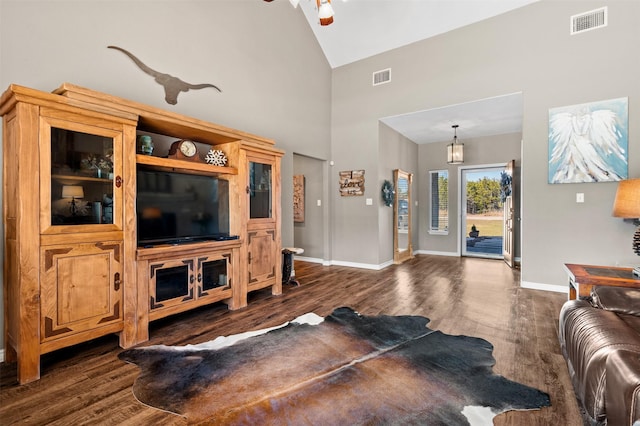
<box><xmin>62</xmin><ymin>185</ymin><xmax>84</xmax><ymax>216</ymax></box>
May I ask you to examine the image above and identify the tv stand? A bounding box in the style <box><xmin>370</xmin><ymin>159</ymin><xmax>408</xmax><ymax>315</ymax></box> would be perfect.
<box><xmin>135</xmin><ymin>239</ymin><xmax>243</xmax><ymax>342</ymax></box>
<box><xmin>1</xmin><ymin>83</ymin><xmax>284</xmax><ymax>383</ymax></box>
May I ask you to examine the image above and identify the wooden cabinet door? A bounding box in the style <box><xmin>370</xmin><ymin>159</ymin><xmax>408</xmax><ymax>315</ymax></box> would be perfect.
<box><xmin>39</xmin><ymin>111</ymin><xmax>125</xmax><ymax>234</ymax></box>
<box><xmin>40</xmin><ymin>242</ymin><xmax>123</xmax><ymax>343</ymax></box>
<box><xmin>243</xmin><ymin>149</ymin><xmax>281</xmax><ymax>294</ymax></box>
<box><xmin>247</xmin><ymin>229</ymin><xmax>277</xmax><ymax>286</ymax></box>
<box><xmin>148</xmin><ymin>258</ymin><xmax>195</xmax><ymax>313</ymax></box>
<box><xmin>197</xmin><ymin>253</ymin><xmax>232</xmax><ymax>298</ymax></box>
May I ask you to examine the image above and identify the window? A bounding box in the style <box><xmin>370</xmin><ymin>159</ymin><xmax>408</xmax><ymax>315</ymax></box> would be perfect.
<box><xmin>429</xmin><ymin>170</ymin><xmax>448</xmax><ymax>234</ymax></box>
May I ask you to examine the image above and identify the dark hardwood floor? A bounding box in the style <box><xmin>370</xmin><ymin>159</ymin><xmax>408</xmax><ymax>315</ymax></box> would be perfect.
<box><xmin>0</xmin><ymin>255</ymin><xmax>582</xmax><ymax>425</ymax></box>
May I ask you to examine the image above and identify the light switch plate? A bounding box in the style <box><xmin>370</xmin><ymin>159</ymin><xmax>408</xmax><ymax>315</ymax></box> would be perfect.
<box><xmin>576</xmin><ymin>193</ymin><xmax>584</xmax><ymax>203</ymax></box>
<box><xmin>366</xmin><ymin>198</ymin><xmax>373</xmax><ymax>206</ymax></box>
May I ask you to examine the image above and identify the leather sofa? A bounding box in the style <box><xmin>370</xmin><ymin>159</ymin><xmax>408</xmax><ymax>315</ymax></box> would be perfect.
<box><xmin>559</xmin><ymin>286</ymin><xmax>640</xmax><ymax>425</ymax></box>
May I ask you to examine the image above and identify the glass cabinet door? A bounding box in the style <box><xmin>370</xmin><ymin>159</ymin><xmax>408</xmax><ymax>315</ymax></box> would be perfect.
<box><xmin>201</xmin><ymin>258</ymin><xmax>229</xmax><ymax>292</ymax></box>
<box><xmin>50</xmin><ymin>127</ymin><xmax>115</xmax><ymax>226</ymax></box>
<box><xmin>249</xmin><ymin>161</ymin><xmax>272</xmax><ymax>219</ymax></box>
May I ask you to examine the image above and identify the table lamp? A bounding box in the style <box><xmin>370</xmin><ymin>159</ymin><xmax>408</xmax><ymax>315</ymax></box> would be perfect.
<box><xmin>62</xmin><ymin>185</ymin><xmax>84</xmax><ymax>216</ymax></box>
<box><xmin>612</xmin><ymin>178</ymin><xmax>640</xmax><ymax>275</ymax></box>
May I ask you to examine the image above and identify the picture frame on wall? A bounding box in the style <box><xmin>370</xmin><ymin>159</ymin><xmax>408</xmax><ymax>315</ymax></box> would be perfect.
<box><xmin>293</xmin><ymin>174</ymin><xmax>305</xmax><ymax>222</ymax></box>
<box><xmin>548</xmin><ymin>97</ymin><xmax>628</xmax><ymax>184</ymax></box>
<box><xmin>339</xmin><ymin>170</ymin><xmax>365</xmax><ymax>196</ymax></box>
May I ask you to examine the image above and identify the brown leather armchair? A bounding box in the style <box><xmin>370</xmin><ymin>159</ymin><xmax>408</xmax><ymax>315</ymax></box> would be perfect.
<box><xmin>559</xmin><ymin>286</ymin><xmax>640</xmax><ymax>425</ymax></box>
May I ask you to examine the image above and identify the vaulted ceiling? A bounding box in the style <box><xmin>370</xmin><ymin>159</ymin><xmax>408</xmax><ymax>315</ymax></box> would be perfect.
<box><xmin>291</xmin><ymin>0</ymin><xmax>538</xmax><ymax>143</ymax></box>
<box><xmin>295</xmin><ymin>0</ymin><xmax>538</xmax><ymax>69</ymax></box>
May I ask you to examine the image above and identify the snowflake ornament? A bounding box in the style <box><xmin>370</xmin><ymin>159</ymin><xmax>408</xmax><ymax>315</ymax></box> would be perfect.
<box><xmin>205</xmin><ymin>149</ymin><xmax>227</xmax><ymax>166</ymax></box>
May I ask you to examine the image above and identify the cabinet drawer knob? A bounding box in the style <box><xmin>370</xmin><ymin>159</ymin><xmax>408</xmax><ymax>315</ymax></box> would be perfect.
<box><xmin>115</xmin><ymin>176</ymin><xmax>122</xmax><ymax>188</ymax></box>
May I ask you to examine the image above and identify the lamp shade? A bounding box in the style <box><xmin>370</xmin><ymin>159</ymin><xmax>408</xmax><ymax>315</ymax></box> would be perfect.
<box><xmin>447</xmin><ymin>143</ymin><xmax>464</xmax><ymax>164</ymax></box>
<box><xmin>612</xmin><ymin>178</ymin><xmax>640</xmax><ymax>218</ymax></box>
<box><xmin>62</xmin><ymin>185</ymin><xmax>84</xmax><ymax>199</ymax></box>
<box><xmin>447</xmin><ymin>125</ymin><xmax>463</xmax><ymax>164</ymax></box>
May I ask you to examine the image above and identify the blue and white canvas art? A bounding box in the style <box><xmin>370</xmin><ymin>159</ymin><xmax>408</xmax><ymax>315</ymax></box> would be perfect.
<box><xmin>548</xmin><ymin>97</ymin><xmax>628</xmax><ymax>184</ymax></box>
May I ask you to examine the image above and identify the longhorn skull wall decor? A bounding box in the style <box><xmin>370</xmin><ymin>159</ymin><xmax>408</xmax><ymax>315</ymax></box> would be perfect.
<box><xmin>107</xmin><ymin>45</ymin><xmax>222</xmax><ymax>105</ymax></box>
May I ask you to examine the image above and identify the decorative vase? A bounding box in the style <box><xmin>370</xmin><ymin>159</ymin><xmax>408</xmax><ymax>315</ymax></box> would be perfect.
<box><xmin>139</xmin><ymin>135</ymin><xmax>154</xmax><ymax>155</ymax></box>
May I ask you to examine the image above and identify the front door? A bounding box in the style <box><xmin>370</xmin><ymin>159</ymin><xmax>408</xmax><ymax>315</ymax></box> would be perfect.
<box><xmin>461</xmin><ymin>166</ymin><xmax>505</xmax><ymax>259</ymax></box>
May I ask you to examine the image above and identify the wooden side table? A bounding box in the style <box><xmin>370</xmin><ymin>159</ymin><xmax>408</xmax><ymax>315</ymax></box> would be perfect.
<box><xmin>564</xmin><ymin>263</ymin><xmax>640</xmax><ymax>300</ymax></box>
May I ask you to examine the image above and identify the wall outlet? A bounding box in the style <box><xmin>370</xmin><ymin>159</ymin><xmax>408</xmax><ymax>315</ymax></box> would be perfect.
<box><xmin>576</xmin><ymin>193</ymin><xmax>584</xmax><ymax>203</ymax></box>
<box><xmin>317</xmin><ymin>199</ymin><xmax>321</xmax><ymax>206</ymax></box>
<box><xmin>366</xmin><ymin>198</ymin><xmax>373</xmax><ymax>206</ymax></box>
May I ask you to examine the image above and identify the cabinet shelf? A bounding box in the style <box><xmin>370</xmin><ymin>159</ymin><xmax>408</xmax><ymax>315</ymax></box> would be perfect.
<box><xmin>136</xmin><ymin>154</ymin><xmax>237</xmax><ymax>176</ymax></box>
<box><xmin>52</xmin><ymin>174</ymin><xmax>113</xmax><ymax>184</ymax></box>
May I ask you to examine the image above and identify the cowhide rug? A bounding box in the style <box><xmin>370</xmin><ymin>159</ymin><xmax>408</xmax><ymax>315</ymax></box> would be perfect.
<box><xmin>119</xmin><ymin>307</ymin><xmax>550</xmax><ymax>425</ymax></box>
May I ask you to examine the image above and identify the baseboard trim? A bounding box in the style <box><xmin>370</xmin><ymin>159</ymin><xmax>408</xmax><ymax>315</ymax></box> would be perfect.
<box><xmin>296</xmin><ymin>256</ymin><xmax>324</xmax><ymax>264</ymax></box>
<box><xmin>521</xmin><ymin>281</ymin><xmax>568</xmax><ymax>294</ymax></box>
<box><xmin>329</xmin><ymin>260</ymin><xmax>387</xmax><ymax>270</ymax></box>
<box><xmin>296</xmin><ymin>256</ymin><xmax>393</xmax><ymax>270</ymax></box>
<box><xmin>414</xmin><ymin>250</ymin><xmax>459</xmax><ymax>257</ymax></box>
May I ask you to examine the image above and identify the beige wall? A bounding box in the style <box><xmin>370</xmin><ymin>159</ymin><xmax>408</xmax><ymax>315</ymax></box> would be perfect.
<box><xmin>418</xmin><ymin>133</ymin><xmax>522</xmax><ymax>256</ymax></box>
<box><xmin>330</xmin><ymin>0</ymin><xmax>639</xmax><ymax>288</ymax></box>
<box><xmin>378</xmin><ymin>123</ymin><xmax>419</xmax><ymax>265</ymax></box>
<box><xmin>293</xmin><ymin>154</ymin><xmax>327</xmax><ymax>260</ymax></box>
<box><xmin>1</xmin><ymin>0</ymin><xmax>639</xmax><ymax>355</ymax></box>
<box><xmin>0</xmin><ymin>0</ymin><xmax>331</xmax><ymax>352</ymax></box>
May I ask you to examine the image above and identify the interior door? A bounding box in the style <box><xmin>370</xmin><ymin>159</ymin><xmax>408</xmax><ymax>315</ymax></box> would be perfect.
<box><xmin>503</xmin><ymin>160</ymin><xmax>515</xmax><ymax>267</ymax></box>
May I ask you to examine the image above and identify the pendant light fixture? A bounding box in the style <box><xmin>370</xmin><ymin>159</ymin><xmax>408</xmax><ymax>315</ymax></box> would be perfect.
<box><xmin>447</xmin><ymin>124</ymin><xmax>464</xmax><ymax>164</ymax></box>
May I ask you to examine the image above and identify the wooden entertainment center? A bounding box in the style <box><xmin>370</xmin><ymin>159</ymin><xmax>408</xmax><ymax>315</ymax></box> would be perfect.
<box><xmin>0</xmin><ymin>83</ymin><xmax>283</xmax><ymax>383</ymax></box>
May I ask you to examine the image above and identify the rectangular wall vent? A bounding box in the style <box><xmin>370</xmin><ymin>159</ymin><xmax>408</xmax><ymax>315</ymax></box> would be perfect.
<box><xmin>571</xmin><ymin>7</ymin><xmax>607</xmax><ymax>35</ymax></box>
<box><xmin>373</xmin><ymin>68</ymin><xmax>391</xmax><ymax>86</ymax></box>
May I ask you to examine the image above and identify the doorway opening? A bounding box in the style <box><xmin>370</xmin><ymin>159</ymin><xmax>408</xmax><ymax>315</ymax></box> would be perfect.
<box><xmin>461</xmin><ymin>165</ymin><xmax>506</xmax><ymax>259</ymax></box>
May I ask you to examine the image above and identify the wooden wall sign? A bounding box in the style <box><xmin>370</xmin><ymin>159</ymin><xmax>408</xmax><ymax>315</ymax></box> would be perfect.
<box><xmin>339</xmin><ymin>170</ymin><xmax>365</xmax><ymax>196</ymax></box>
<box><xmin>293</xmin><ymin>175</ymin><xmax>305</xmax><ymax>222</ymax></box>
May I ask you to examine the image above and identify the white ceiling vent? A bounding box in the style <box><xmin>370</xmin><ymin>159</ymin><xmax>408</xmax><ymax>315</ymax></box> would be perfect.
<box><xmin>373</xmin><ymin>68</ymin><xmax>391</xmax><ymax>86</ymax></box>
<box><xmin>571</xmin><ymin>7</ymin><xmax>607</xmax><ymax>35</ymax></box>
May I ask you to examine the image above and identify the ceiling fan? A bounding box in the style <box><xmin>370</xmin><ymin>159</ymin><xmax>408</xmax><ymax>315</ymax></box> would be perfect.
<box><xmin>263</xmin><ymin>0</ymin><xmax>337</xmax><ymax>26</ymax></box>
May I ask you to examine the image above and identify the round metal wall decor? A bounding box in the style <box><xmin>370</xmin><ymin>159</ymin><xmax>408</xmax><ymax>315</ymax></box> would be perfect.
<box><xmin>381</xmin><ymin>180</ymin><xmax>395</xmax><ymax>207</ymax></box>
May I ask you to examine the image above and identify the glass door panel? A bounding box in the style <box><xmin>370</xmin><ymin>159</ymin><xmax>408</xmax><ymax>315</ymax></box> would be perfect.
<box><xmin>51</xmin><ymin>127</ymin><xmax>114</xmax><ymax>225</ymax></box>
<box><xmin>201</xmin><ymin>258</ymin><xmax>229</xmax><ymax>291</ymax></box>
<box><xmin>154</xmin><ymin>265</ymin><xmax>190</xmax><ymax>303</ymax></box>
<box><xmin>249</xmin><ymin>161</ymin><xmax>272</xmax><ymax>219</ymax></box>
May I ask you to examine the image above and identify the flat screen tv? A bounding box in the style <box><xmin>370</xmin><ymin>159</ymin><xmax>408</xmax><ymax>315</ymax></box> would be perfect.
<box><xmin>136</xmin><ymin>167</ymin><xmax>230</xmax><ymax>246</ymax></box>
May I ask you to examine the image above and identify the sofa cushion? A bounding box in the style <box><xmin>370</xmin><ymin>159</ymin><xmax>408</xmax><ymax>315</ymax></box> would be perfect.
<box><xmin>606</xmin><ymin>350</ymin><xmax>640</xmax><ymax>426</ymax></box>
<box><xmin>591</xmin><ymin>286</ymin><xmax>640</xmax><ymax>317</ymax></box>
<box><xmin>559</xmin><ymin>300</ymin><xmax>640</xmax><ymax>422</ymax></box>
<box><xmin>622</xmin><ymin>314</ymin><xmax>640</xmax><ymax>335</ymax></box>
